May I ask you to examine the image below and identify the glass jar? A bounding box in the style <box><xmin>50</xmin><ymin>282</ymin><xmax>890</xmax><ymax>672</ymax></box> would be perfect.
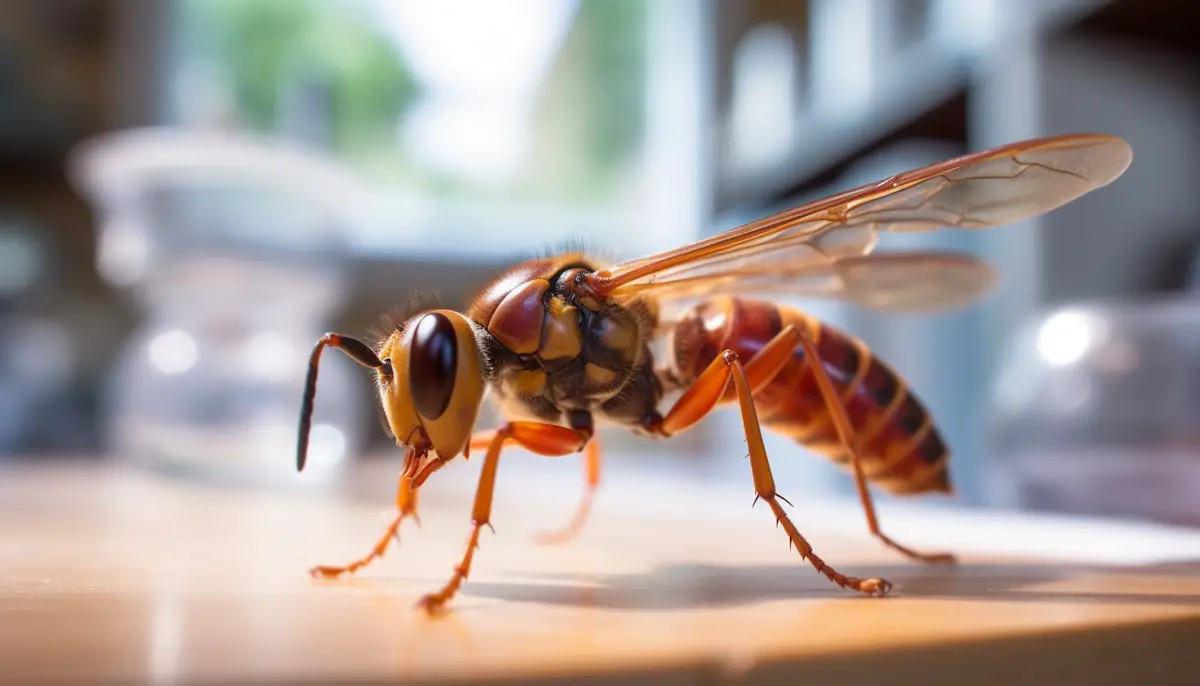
<box><xmin>986</xmin><ymin>295</ymin><xmax>1200</xmax><ymax>526</ymax></box>
<box><xmin>69</xmin><ymin>128</ymin><xmax>375</xmax><ymax>489</ymax></box>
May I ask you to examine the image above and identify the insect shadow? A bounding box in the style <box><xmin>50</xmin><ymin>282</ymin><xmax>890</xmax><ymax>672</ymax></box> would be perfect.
<box><xmin>459</xmin><ymin>559</ymin><xmax>1200</xmax><ymax>611</ymax></box>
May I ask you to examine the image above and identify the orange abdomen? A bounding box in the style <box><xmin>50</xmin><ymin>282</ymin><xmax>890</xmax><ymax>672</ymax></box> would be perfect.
<box><xmin>668</xmin><ymin>296</ymin><xmax>951</xmax><ymax>495</ymax></box>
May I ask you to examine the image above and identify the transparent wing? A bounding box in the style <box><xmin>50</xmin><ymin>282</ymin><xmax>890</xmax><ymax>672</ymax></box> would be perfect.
<box><xmin>617</xmin><ymin>250</ymin><xmax>997</xmax><ymax>314</ymax></box>
<box><xmin>586</xmin><ymin>133</ymin><xmax>1131</xmax><ymax>304</ymax></box>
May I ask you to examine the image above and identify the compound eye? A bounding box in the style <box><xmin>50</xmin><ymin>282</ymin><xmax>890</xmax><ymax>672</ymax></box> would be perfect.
<box><xmin>409</xmin><ymin>312</ymin><xmax>459</xmax><ymax>419</ymax></box>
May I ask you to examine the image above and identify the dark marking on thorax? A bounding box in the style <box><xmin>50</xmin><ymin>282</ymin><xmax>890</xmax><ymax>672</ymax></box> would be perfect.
<box><xmin>471</xmin><ymin>258</ymin><xmax>663</xmax><ymax>431</ymax></box>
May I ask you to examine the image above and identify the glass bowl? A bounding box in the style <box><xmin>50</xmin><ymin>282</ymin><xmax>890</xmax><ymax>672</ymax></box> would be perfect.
<box><xmin>985</xmin><ymin>294</ymin><xmax>1200</xmax><ymax>526</ymax></box>
<box><xmin>68</xmin><ymin>127</ymin><xmax>376</xmax><ymax>490</ymax></box>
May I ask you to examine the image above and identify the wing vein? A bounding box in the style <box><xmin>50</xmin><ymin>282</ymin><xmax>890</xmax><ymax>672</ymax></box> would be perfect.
<box><xmin>584</xmin><ymin>133</ymin><xmax>1131</xmax><ymax>315</ymax></box>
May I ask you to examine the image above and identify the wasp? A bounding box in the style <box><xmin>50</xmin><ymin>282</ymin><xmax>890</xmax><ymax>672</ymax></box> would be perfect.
<box><xmin>296</xmin><ymin>133</ymin><xmax>1132</xmax><ymax>612</ymax></box>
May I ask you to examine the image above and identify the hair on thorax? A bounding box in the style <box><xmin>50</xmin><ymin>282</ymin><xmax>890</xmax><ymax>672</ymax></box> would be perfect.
<box><xmin>529</xmin><ymin>236</ymin><xmax>619</xmax><ymax>266</ymax></box>
<box><xmin>371</xmin><ymin>236</ymin><xmax>625</xmax><ymax>351</ymax></box>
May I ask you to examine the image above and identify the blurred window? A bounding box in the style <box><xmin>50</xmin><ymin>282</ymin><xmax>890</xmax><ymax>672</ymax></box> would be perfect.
<box><xmin>166</xmin><ymin>0</ymin><xmax>697</xmax><ymax>260</ymax></box>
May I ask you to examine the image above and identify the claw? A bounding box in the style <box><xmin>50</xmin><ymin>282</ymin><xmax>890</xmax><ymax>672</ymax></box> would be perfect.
<box><xmin>923</xmin><ymin>552</ymin><xmax>957</xmax><ymax>565</ymax></box>
<box><xmin>860</xmin><ymin>578</ymin><xmax>892</xmax><ymax>596</ymax></box>
<box><xmin>415</xmin><ymin>594</ymin><xmax>449</xmax><ymax>615</ymax></box>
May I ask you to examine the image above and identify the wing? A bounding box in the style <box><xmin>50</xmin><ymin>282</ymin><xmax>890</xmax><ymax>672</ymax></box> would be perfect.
<box><xmin>629</xmin><ymin>250</ymin><xmax>997</xmax><ymax>315</ymax></box>
<box><xmin>586</xmin><ymin>133</ymin><xmax>1132</xmax><ymax>309</ymax></box>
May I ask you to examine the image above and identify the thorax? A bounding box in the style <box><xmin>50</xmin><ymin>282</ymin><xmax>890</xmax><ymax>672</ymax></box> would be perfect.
<box><xmin>467</xmin><ymin>255</ymin><xmax>660</xmax><ymax>427</ymax></box>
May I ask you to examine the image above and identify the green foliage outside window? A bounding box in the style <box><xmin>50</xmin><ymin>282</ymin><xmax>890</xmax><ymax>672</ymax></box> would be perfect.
<box><xmin>175</xmin><ymin>0</ymin><xmax>645</xmax><ymax>205</ymax></box>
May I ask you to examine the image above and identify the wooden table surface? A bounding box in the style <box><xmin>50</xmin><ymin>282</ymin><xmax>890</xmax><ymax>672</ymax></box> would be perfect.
<box><xmin>2</xmin><ymin>459</ymin><xmax>1200</xmax><ymax>686</ymax></box>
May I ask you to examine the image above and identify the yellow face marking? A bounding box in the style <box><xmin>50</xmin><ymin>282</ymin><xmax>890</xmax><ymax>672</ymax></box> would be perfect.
<box><xmin>375</xmin><ymin>329</ymin><xmax>419</xmax><ymax>441</ymax></box>
<box><xmin>380</xmin><ymin>310</ymin><xmax>486</xmax><ymax>461</ymax></box>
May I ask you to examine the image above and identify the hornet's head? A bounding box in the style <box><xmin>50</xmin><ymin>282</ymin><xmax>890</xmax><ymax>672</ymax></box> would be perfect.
<box><xmin>295</xmin><ymin>309</ymin><xmax>488</xmax><ymax>487</ymax></box>
<box><xmin>375</xmin><ymin>310</ymin><xmax>489</xmax><ymax>486</ymax></box>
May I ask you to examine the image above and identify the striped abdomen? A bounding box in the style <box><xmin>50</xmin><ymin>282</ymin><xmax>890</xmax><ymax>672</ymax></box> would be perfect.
<box><xmin>666</xmin><ymin>296</ymin><xmax>951</xmax><ymax>495</ymax></box>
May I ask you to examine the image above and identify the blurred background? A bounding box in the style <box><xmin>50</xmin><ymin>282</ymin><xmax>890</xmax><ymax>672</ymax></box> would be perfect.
<box><xmin>1</xmin><ymin>0</ymin><xmax>1197</xmax><ymax>525</ymax></box>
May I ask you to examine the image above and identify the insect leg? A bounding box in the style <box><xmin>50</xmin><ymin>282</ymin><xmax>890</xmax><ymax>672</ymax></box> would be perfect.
<box><xmin>416</xmin><ymin>421</ymin><xmax>590</xmax><ymax>613</ymax></box>
<box><xmin>309</xmin><ymin>427</ymin><xmax>500</xmax><ymax>580</ymax></box>
<box><xmin>793</xmin><ymin>328</ymin><xmax>956</xmax><ymax>565</ymax></box>
<box><xmin>467</xmin><ymin>429</ymin><xmax>497</xmax><ymax>457</ymax></box>
<box><xmin>310</xmin><ymin>472</ymin><xmax>422</xmax><ymax>579</ymax></box>
<box><xmin>659</xmin><ymin>324</ymin><xmax>800</xmax><ymax>433</ymax></box>
<box><xmin>657</xmin><ymin>342</ymin><xmax>891</xmax><ymax>597</ymax></box>
<box><xmin>535</xmin><ymin>437</ymin><xmax>602</xmax><ymax>545</ymax></box>
<box><xmin>468</xmin><ymin>417</ymin><xmax>602</xmax><ymax>546</ymax></box>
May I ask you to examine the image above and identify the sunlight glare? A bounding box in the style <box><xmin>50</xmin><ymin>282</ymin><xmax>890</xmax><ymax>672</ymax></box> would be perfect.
<box><xmin>148</xmin><ymin>329</ymin><xmax>199</xmax><ymax>375</ymax></box>
<box><xmin>1036</xmin><ymin>310</ymin><xmax>1101</xmax><ymax>368</ymax></box>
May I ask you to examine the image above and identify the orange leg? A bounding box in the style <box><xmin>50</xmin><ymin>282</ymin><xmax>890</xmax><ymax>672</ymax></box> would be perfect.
<box><xmin>659</xmin><ymin>324</ymin><xmax>803</xmax><ymax>434</ymax></box>
<box><xmin>310</xmin><ymin>471</ymin><xmax>421</xmax><ymax>579</ymax></box>
<box><xmin>416</xmin><ymin>421</ymin><xmax>590</xmax><ymax>613</ymax></box>
<box><xmin>792</xmin><ymin>330</ymin><xmax>956</xmax><ymax>565</ymax></box>
<box><xmin>309</xmin><ymin>428</ymin><xmax>502</xmax><ymax>580</ymax></box>
<box><xmin>467</xmin><ymin>430</ymin><xmax>496</xmax><ymax>456</ymax></box>
<box><xmin>535</xmin><ymin>437</ymin><xmax>603</xmax><ymax>545</ymax></box>
<box><xmin>658</xmin><ymin>328</ymin><xmax>891</xmax><ymax>597</ymax></box>
<box><xmin>470</xmin><ymin>428</ymin><xmax>602</xmax><ymax>546</ymax></box>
